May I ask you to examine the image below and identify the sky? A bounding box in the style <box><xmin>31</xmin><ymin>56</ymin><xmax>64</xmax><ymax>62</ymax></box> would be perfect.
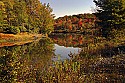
<box><xmin>40</xmin><ymin>0</ymin><xmax>96</xmax><ymax>18</ymax></box>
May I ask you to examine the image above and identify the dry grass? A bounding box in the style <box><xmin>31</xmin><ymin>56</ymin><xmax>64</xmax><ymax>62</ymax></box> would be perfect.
<box><xmin>0</xmin><ymin>33</ymin><xmax>43</xmax><ymax>47</ymax></box>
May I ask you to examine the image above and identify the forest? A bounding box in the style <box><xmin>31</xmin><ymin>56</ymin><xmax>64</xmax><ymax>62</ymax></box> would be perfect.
<box><xmin>0</xmin><ymin>0</ymin><xmax>54</xmax><ymax>34</ymax></box>
<box><xmin>0</xmin><ymin>0</ymin><xmax>125</xmax><ymax>38</ymax></box>
<box><xmin>54</xmin><ymin>13</ymin><xmax>100</xmax><ymax>35</ymax></box>
<box><xmin>1</xmin><ymin>0</ymin><xmax>125</xmax><ymax>82</ymax></box>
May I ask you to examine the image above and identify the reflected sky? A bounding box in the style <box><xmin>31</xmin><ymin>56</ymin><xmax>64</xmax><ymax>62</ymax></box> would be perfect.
<box><xmin>53</xmin><ymin>44</ymin><xmax>81</xmax><ymax>60</ymax></box>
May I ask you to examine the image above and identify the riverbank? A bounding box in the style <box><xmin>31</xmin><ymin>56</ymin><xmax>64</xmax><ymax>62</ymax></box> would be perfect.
<box><xmin>0</xmin><ymin>33</ymin><xmax>44</xmax><ymax>47</ymax></box>
<box><xmin>53</xmin><ymin>28</ymin><xmax>100</xmax><ymax>35</ymax></box>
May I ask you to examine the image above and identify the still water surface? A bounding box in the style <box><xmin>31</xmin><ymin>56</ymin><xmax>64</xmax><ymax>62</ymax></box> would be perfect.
<box><xmin>1</xmin><ymin>33</ymin><xmax>125</xmax><ymax>82</ymax></box>
<box><xmin>54</xmin><ymin>44</ymin><xmax>81</xmax><ymax>60</ymax></box>
<box><xmin>49</xmin><ymin>33</ymin><xmax>84</xmax><ymax>60</ymax></box>
<box><xmin>0</xmin><ymin>33</ymin><xmax>83</xmax><ymax>82</ymax></box>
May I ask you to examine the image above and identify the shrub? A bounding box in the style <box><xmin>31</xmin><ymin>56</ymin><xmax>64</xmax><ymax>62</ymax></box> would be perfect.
<box><xmin>19</xmin><ymin>26</ymin><xmax>27</xmax><ymax>32</ymax></box>
<box><xmin>109</xmin><ymin>29</ymin><xmax>125</xmax><ymax>40</ymax></box>
<box><xmin>0</xmin><ymin>27</ymin><xmax>4</xmax><ymax>33</ymax></box>
<box><xmin>7</xmin><ymin>26</ymin><xmax>20</xmax><ymax>34</ymax></box>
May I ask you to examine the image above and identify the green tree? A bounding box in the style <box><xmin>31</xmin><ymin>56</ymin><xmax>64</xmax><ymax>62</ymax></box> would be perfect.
<box><xmin>0</xmin><ymin>0</ymin><xmax>54</xmax><ymax>34</ymax></box>
<box><xmin>39</xmin><ymin>3</ymin><xmax>54</xmax><ymax>34</ymax></box>
<box><xmin>13</xmin><ymin>1</ymin><xmax>28</xmax><ymax>27</ymax></box>
<box><xmin>93</xmin><ymin>0</ymin><xmax>125</xmax><ymax>37</ymax></box>
<box><xmin>0</xmin><ymin>1</ymin><xmax>6</xmax><ymax>32</ymax></box>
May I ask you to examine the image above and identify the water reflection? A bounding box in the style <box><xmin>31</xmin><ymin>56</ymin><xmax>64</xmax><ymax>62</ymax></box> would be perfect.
<box><xmin>49</xmin><ymin>33</ymin><xmax>84</xmax><ymax>60</ymax></box>
<box><xmin>0</xmin><ymin>38</ymin><xmax>54</xmax><ymax>82</ymax></box>
<box><xmin>53</xmin><ymin>44</ymin><xmax>81</xmax><ymax>60</ymax></box>
<box><xmin>49</xmin><ymin>33</ymin><xmax>92</xmax><ymax>47</ymax></box>
<box><xmin>49</xmin><ymin>33</ymin><xmax>125</xmax><ymax>58</ymax></box>
<box><xmin>49</xmin><ymin>33</ymin><xmax>125</xmax><ymax>82</ymax></box>
<box><xmin>1</xmin><ymin>33</ymin><xmax>125</xmax><ymax>82</ymax></box>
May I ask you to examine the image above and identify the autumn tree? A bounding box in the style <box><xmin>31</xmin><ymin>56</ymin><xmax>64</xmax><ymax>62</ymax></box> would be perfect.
<box><xmin>0</xmin><ymin>0</ymin><xmax>54</xmax><ymax>34</ymax></box>
<box><xmin>39</xmin><ymin>3</ymin><xmax>54</xmax><ymax>34</ymax></box>
<box><xmin>54</xmin><ymin>13</ymin><xmax>97</xmax><ymax>32</ymax></box>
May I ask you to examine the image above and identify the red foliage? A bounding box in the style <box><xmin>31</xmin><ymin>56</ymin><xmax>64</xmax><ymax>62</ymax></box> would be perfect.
<box><xmin>68</xmin><ymin>25</ymin><xmax>72</xmax><ymax>30</ymax></box>
<box><xmin>78</xmin><ymin>21</ymin><xmax>82</xmax><ymax>27</ymax></box>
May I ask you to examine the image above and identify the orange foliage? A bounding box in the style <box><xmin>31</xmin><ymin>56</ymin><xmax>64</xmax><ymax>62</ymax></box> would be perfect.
<box><xmin>0</xmin><ymin>33</ymin><xmax>14</xmax><ymax>39</ymax></box>
<box><xmin>68</xmin><ymin>25</ymin><xmax>72</xmax><ymax>30</ymax></box>
<box><xmin>68</xmin><ymin>35</ymin><xmax>72</xmax><ymax>39</ymax></box>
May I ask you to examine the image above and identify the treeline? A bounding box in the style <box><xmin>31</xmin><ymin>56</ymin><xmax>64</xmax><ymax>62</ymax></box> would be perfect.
<box><xmin>54</xmin><ymin>13</ymin><xmax>99</xmax><ymax>34</ymax></box>
<box><xmin>0</xmin><ymin>0</ymin><xmax>54</xmax><ymax>34</ymax></box>
<box><xmin>54</xmin><ymin>0</ymin><xmax>125</xmax><ymax>38</ymax></box>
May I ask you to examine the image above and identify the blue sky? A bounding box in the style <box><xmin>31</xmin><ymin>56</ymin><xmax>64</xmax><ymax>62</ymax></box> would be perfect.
<box><xmin>40</xmin><ymin>0</ymin><xmax>96</xmax><ymax>18</ymax></box>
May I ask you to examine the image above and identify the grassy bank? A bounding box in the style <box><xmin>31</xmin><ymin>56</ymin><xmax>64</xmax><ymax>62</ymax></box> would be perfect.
<box><xmin>0</xmin><ymin>33</ymin><xmax>43</xmax><ymax>47</ymax></box>
<box><xmin>37</xmin><ymin>54</ymin><xmax>125</xmax><ymax>82</ymax></box>
<box><xmin>40</xmin><ymin>34</ymin><xmax>125</xmax><ymax>82</ymax></box>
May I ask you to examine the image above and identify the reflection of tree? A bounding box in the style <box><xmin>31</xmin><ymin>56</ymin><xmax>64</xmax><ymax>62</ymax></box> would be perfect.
<box><xmin>49</xmin><ymin>33</ymin><xmax>94</xmax><ymax>48</ymax></box>
<box><xmin>0</xmin><ymin>38</ymin><xmax>54</xmax><ymax>82</ymax></box>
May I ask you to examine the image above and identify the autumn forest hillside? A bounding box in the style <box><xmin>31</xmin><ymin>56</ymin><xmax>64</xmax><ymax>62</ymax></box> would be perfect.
<box><xmin>54</xmin><ymin>13</ymin><xmax>101</xmax><ymax>35</ymax></box>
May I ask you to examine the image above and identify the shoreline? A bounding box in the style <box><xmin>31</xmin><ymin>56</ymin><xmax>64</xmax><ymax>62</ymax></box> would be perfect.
<box><xmin>0</xmin><ymin>33</ymin><xmax>44</xmax><ymax>47</ymax></box>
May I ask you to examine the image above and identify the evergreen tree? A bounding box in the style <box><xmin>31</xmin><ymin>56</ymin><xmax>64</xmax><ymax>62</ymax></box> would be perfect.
<box><xmin>94</xmin><ymin>0</ymin><xmax>125</xmax><ymax>37</ymax></box>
